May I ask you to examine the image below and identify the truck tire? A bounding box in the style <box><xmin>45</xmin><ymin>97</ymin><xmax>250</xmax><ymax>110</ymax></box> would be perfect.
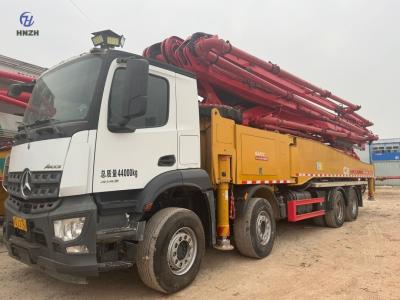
<box><xmin>345</xmin><ymin>187</ymin><xmax>359</xmax><ymax>221</ymax></box>
<box><xmin>136</xmin><ymin>207</ymin><xmax>205</xmax><ymax>294</ymax></box>
<box><xmin>234</xmin><ymin>198</ymin><xmax>276</xmax><ymax>258</ymax></box>
<box><xmin>324</xmin><ymin>189</ymin><xmax>345</xmax><ymax>228</ymax></box>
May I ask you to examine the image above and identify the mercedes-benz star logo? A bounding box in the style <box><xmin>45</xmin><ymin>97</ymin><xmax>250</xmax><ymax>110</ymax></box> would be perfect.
<box><xmin>20</xmin><ymin>169</ymin><xmax>32</xmax><ymax>198</ymax></box>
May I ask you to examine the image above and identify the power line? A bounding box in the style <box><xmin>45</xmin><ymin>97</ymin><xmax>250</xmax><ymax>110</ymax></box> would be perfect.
<box><xmin>67</xmin><ymin>0</ymin><xmax>97</xmax><ymax>28</ymax></box>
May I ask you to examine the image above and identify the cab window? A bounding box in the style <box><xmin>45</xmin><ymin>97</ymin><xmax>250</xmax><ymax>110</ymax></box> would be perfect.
<box><xmin>109</xmin><ymin>68</ymin><xmax>169</xmax><ymax>128</ymax></box>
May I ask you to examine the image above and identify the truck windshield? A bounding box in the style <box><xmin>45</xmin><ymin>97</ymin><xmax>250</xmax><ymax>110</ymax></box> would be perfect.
<box><xmin>23</xmin><ymin>56</ymin><xmax>102</xmax><ymax>127</ymax></box>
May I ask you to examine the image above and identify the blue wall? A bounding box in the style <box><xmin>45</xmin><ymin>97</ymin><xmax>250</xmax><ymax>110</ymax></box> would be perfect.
<box><xmin>372</xmin><ymin>152</ymin><xmax>400</xmax><ymax>161</ymax></box>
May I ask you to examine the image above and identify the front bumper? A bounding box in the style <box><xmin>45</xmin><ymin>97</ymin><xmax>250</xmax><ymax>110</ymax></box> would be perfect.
<box><xmin>7</xmin><ymin>235</ymin><xmax>98</xmax><ymax>283</ymax></box>
<box><xmin>3</xmin><ymin>194</ymin><xmax>144</xmax><ymax>283</ymax></box>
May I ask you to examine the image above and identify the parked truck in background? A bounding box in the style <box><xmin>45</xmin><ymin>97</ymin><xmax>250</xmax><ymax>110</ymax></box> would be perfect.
<box><xmin>2</xmin><ymin>31</ymin><xmax>375</xmax><ymax>293</ymax></box>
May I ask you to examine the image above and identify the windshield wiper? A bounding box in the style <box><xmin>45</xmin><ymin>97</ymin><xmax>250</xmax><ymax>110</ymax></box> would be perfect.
<box><xmin>30</xmin><ymin>118</ymin><xmax>55</xmax><ymax>126</ymax></box>
<box><xmin>33</xmin><ymin>119</ymin><xmax>65</xmax><ymax>137</ymax></box>
<box><xmin>15</xmin><ymin>119</ymin><xmax>64</xmax><ymax>141</ymax></box>
<box><xmin>16</xmin><ymin>122</ymin><xmax>33</xmax><ymax>141</ymax></box>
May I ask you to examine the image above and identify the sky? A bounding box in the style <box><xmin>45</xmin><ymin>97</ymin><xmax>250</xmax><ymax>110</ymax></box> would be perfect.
<box><xmin>1</xmin><ymin>0</ymin><xmax>399</xmax><ymax>138</ymax></box>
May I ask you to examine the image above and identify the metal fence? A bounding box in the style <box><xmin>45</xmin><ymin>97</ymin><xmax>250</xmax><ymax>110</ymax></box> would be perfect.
<box><xmin>375</xmin><ymin>161</ymin><xmax>400</xmax><ymax>186</ymax></box>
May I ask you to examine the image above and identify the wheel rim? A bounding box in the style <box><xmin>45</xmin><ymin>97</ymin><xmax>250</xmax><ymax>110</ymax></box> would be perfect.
<box><xmin>256</xmin><ymin>210</ymin><xmax>272</xmax><ymax>246</ymax></box>
<box><xmin>336</xmin><ymin>197</ymin><xmax>344</xmax><ymax>223</ymax></box>
<box><xmin>167</xmin><ymin>227</ymin><xmax>197</xmax><ymax>276</ymax></box>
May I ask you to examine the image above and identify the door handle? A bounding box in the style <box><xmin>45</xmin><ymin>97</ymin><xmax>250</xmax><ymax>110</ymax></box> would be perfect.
<box><xmin>158</xmin><ymin>155</ymin><xmax>176</xmax><ymax>167</ymax></box>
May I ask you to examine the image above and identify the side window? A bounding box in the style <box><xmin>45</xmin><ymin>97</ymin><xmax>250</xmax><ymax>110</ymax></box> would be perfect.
<box><xmin>109</xmin><ymin>68</ymin><xmax>169</xmax><ymax>129</ymax></box>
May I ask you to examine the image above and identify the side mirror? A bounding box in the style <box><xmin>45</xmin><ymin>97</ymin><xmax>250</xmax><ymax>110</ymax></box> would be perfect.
<box><xmin>8</xmin><ymin>82</ymin><xmax>35</xmax><ymax>98</ymax></box>
<box><xmin>126</xmin><ymin>96</ymin><xmax>147</xmax><ymax>119</ymax></box>
<box><xmin>121</xmin><ymin>59</ymin><xmax>149</xmax><ymax>121</ymax></box>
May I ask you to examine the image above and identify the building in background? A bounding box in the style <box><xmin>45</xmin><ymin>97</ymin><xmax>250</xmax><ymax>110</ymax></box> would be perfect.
<box><xmin>0</xmin><ymin>54</ymin><xmax>45</xmax><ymax>75</ymax></box>
<box><xmin>357</xmin><ymin>138</ymin><xmax>400</xmax><ymax>186</ymax></box>
<box><xmin>371</xmin><ymin>138</ymin><xmax>400</xmax><ymax>186</ymax></box>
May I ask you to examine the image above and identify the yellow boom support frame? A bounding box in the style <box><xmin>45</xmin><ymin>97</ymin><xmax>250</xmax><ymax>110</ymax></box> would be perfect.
<box><xmin>200</xmin><ymin>109</ymin><xmax>374</xmax><ymax>242</ymax></box>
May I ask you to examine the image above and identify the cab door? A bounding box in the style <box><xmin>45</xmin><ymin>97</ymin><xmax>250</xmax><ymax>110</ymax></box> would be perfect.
<box><xmin>93</xmin><ymin>59</ymin><xmax>177</xmax><ymax>193</ymax></box>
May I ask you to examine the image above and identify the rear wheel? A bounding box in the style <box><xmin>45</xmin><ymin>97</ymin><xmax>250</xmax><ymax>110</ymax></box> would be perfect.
<box><xmin>136</xmin><ymin>208</ymin><xmax>205</xmax><ymax>294</ymax></box>
<box><xmin>324</xmin><ymin>189</ymin><xmax>345</xmax><ymax>228</ymax></box>
<box><xmin>345</xmin><ymin>187</ymin><xmax>359</xmax><ymax>221</ymax></box>
<box><xmin>234</xmin><ymin>198</ymin><xmax>276</xmax><ymax>258</ymax></box>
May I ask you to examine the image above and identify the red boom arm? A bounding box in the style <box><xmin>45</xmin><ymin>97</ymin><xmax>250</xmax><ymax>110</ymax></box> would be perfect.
<box><xmin>143</xmin><ymin>32</ymin><xmax>378</xmax><ymax>153</ymax></box>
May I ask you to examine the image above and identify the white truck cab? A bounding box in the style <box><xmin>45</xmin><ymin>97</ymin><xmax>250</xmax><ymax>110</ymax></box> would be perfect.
<box><xmin>3</xmin><ymin>48</ymin><xmax>215</xmax><ymax>292</ymax></box>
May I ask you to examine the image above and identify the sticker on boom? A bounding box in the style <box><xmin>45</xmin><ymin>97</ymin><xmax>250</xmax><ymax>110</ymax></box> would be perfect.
<box><xmin>255</xmin><ymin>151</ymin><xmax>268</xmax><ymax>161</ymax></box>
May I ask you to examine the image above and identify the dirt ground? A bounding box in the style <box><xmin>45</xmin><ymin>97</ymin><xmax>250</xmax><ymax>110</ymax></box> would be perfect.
<box><xmin>0</xmin><ymin>187</ymin><xmax>399</xmax><ymax>300</ymax></box>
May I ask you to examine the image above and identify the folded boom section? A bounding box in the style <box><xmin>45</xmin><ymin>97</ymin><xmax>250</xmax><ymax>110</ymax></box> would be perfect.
<box><xmin>143</xmin><ymin>32</ymin><xmax>377</xmax><ymax>154</ymax></box>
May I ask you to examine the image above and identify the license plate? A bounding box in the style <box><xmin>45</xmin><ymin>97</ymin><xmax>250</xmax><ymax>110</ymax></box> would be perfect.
<box><xmin>13</xmin><ymin>216</ymin><xmax>28</xmax><ymax>232</ymax></box>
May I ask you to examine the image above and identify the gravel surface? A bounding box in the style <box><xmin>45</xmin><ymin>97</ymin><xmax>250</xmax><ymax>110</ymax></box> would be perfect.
<box><xmin>0</xmin><ymin>187</ymin><xmax>399</xmax><ymax>299</ymax></box>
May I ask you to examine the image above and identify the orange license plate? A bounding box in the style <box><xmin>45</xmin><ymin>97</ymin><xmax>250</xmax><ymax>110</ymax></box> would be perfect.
<box><xmin>13</xmin><ymin>216</ymin><xmax>28</xmax><ymax>232</ymax></box>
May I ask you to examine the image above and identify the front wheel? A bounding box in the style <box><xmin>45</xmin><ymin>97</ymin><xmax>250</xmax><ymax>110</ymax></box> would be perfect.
<box><xmin>234</xmin><ymin>198</ymin><xmax>276</xmax><ymax>258</ymax></box>
<box><xmin>136</xmin><ymin>208</ymin><xmax>205</xmax><ymax>294</ymax></box>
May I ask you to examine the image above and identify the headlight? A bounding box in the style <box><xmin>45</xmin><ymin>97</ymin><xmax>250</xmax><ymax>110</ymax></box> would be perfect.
<box><xmin>53</xmin><ymin>217</ymin><xmax>86</xmax><ymax>242</ymax></box>
<box><xmin>66</xmin><ymin>245</ymin><xmax>89</xmax><ymax>254</ymax></box>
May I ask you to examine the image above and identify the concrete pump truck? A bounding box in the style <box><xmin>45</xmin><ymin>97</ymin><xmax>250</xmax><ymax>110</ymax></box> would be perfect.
<box><xmin>2</xmin><ymin>30</ymin><xmax>376</xmax><ymax>293</ymax></box>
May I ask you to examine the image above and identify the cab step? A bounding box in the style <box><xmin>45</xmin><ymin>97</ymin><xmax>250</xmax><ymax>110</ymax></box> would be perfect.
<box><xmin>98</xmin><ymin>261</ymin><xmax>133</xmax><ymax>272</ymax></box>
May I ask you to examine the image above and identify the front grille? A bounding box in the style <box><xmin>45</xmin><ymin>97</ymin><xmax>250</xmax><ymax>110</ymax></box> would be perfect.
<box><xmin>7</xmin><ymin>171</ymin><xmax>62</xmax><ymax>200</ymax></box>
<box><xmin>7</xmin><ymin>171</ymin><xmax>62</xmax><ymax>214</ymax></box>
<box><xmin>8</xmin><ymin>195</ymin><xmax>61</xmax><ymax>214</ymax></box>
